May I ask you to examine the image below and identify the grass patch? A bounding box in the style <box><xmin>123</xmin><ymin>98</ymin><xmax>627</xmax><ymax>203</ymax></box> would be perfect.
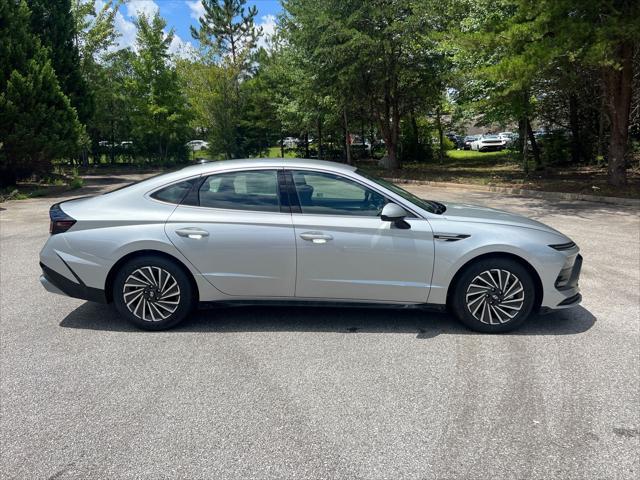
<box><xmin>358</xmin><ymin>149</ymin><xmax>640</xmax><ymax>199</ymax></box>
<box><xmin>263</xmin><ymin>146</ymin><xmax>298</xmax><ymax>158</ymax></box>
<box><xmin>0</xmin><ymin>173</ymin><xmax>87</xmax><ymax>202</ymax></box>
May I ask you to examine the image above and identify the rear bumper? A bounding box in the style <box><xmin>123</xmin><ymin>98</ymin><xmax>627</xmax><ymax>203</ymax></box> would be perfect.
<box><xmin>40</xmin><ymin>262</ymin><xmax>107</xmax><ymax>303</ymax></box>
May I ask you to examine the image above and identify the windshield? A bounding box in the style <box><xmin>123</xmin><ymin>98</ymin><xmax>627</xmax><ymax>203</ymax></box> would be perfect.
<box><xmin>356</xmin><ymin>170</ymin><xmax>445</xmax><ymax>214</ymax></box>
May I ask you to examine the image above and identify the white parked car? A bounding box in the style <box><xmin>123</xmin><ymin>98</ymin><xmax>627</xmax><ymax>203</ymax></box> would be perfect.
<box><xmin>471</xmin><ymin>135</ymin><xmax>507</xmax><ymax>152</ymax></box>
<box><xmin>283</xmin><ymin>137</ymin><xmax>299</xmax><ymax>149</ymax></box>
<box><xmin>498</xmin><ymin>132</ymin><xmax>517</xmax><ymax>147</ymax></box>
<box><xmin>186</xmin><ymin>140</ymin><xmax>209</xmax><ymax>151</ymax></box>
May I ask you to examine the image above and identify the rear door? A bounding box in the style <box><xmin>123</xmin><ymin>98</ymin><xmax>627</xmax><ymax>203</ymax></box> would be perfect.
<box><xmin>287</xmin><ymin>169</ymin><xmax>434</xmax><ymax>303</ymax></box>
<box><xmin>165</xmin><ymin>168</ymin><xmax>296</xmax><ymax>298</ymax></box>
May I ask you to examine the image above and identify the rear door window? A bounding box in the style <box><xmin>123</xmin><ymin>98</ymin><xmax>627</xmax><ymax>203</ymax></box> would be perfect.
<box><xmin>198</xmin><ymin>170</ymin><xmax>281</xmax><ymax>212</ymax></box>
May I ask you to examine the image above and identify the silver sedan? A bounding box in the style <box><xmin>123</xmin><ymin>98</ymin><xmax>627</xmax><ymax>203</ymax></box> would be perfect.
<box><xmin>39</xmin><ymin>159</ymin><xmax>582</xmax><ymax>332</ymax></box>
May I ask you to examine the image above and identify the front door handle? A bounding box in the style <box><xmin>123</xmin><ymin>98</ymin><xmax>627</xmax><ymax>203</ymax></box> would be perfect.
<box><xmin>175</xmin><ymin>227</ymin><xmax>210</xmax><ymax>239</ymax></box>
<box><xmin>299</xmin><ymin>231</ymin><xmax>333</xmax><ymax>244</ymax></box>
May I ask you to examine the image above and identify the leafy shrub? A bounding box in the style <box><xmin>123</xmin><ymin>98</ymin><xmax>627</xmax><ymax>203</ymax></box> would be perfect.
<box><xmin>69</xmin><ymin>176</ymin><xmax>84</xmax><ymax>189</ymax></box>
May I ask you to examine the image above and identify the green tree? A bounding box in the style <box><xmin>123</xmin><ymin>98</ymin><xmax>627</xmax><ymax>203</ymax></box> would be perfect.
<box><xmin>188</xmin><ymin>0</ymin><xmax>264</xmax><ymax>158</ymax></box>
<box><xmin>71</xmin><ymin>0</ymin><xmax>120</xmax><ymax>69</ymax></box>
<box><xmin>71</xmin><ymin>0</ymin><xmax>120</xmax><ymax>163</ymax></box>
<box><xmin>179</xmin><ymin>60</ymin><xmax>240</xmax><ymax>159</ymax></box>
<box><xmin>90</xmin><ymin>49</ymin><xmax>136</xmax><ymax>163</ymax></box>
<box><xmin>27</xmin><ymin>0</ymin><xmax>91</xmax><ymax>124</ymax></box>
<box><xmin>129</xmin><ymin>12</ymin><xmax>190</xmax><ymax>161</ymax></box>
<box><xmin>283</xmin><ymin>0</ymin><xmax>442</xmax><ymax>169</ymax></box>
<box><xmin>0</xmin><ymin>0</ymin><xmax>82</xmax><ymax>186</ymax></box>
<box><xmin>191</xmin><ymin>0</ymin><xmax>262</xmax><ymax>68</ymax></box>
<box><xmin>449</xmin><ymin>0</ymin><xmax>639</xmax><ymax>185</ymax></box>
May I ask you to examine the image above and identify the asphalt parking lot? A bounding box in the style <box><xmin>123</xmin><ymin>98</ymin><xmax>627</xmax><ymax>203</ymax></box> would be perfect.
<box><xmin>1</xmin><ymin>174</ymin><xmax>639</xmax><ymax>479</ymax></box>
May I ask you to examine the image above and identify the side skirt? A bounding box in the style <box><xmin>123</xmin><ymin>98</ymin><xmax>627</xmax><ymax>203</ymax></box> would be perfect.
<box><xmin>199</xmin><ymin>299</ymin><xmax>447</xmax><ymax>312</ymax></box>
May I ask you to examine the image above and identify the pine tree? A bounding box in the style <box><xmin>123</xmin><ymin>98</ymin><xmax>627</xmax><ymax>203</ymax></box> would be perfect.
<box><xmin>0</xmin><ymin>0</ymin><xmax>81</xmax><ymax>186</ymax></box>
<box><xmin>27</xmin><ymin>0</ymin><xmax>91</xmax><ymax>124</ymax></box>
<box><xmin>191</xmin><ymin>0</ymin><xmax>262</xmax><ymax>68</ymax></box>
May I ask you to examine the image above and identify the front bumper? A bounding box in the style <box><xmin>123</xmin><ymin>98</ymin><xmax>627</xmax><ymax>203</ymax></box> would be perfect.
<box><xmin>542</xmin><ymin>253</ymin><xmax>582</xmax><ymax>312</ymax></box>
<box><xmin>40</xmin><ymin>262</ymin><xmax>107</xmax><ymax>303</ymax></box>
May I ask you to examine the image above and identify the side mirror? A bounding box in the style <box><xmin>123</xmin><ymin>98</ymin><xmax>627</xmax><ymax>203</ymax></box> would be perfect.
<box><xmin>380</xmin><ymin>203</ymin><xmax>410</xmax><ymax>229</ymax></box>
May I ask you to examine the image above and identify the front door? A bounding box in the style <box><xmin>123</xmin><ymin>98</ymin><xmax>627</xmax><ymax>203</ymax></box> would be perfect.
<box><xmin>165</xmin><ymin>169</ymin><xmax>296</xmax><ymax>298</ymax></box>
<box><xmin>288</xmin><ymin>170</ymin><xmax>434</xmax><ymax>303</ymax></box>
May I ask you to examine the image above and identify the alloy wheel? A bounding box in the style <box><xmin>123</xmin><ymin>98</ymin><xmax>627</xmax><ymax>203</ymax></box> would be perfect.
<box><xmin>465</xmin><ymin>269</ymin><xmax>525</xmax><ymax>325</ymax></box>
<box><xmin>122</xmin><ymin>266</ymin><xmax>181</xmax><ymax>322</ymax></box>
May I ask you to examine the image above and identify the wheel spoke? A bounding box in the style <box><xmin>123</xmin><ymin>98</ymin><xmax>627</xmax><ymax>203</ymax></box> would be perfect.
<box><xmin>494</xmin><ymin>305</ymin><xmax>516</xmax><ymax>320</ymax></box>
<box><xmin>467</xmin><ymin>294</ymin><xmax>485</xmax><ymax>308</ymax></box>
<box><xmin>494</xmin><ymin>269</ymin><xmax>503</xmax><ymax>291</ymax></box>
<box><xmin>124</xmin><ymin>287</ymin><xmax>144</xmax><ymax>297</ymax></box>
<box><xmin>157</xmin><ymin>299</ymin><xmax>179</xmax><ymax>306</ymax></box>
<box><xmin>151</xmin><ymin>302</ymin><xmax>168</xmax><ymax>320</ymax></box>
<box><xmin>475</xmin><ymin>275</ymin><xmax>494</xmax><ymax>288</ymax></box>
<box><xmin>145</xmin><ymin>267</ymin><xmax>158</xmax><ymax>287</ymax></box>
<box><xmin>153</xmin><ymin>301</ymin><xmax>175</xmax><ymax>314</ymax></box>
<box><xmin>161</xmin><ymin>269</ymin><xmax>171</xmax><ymax>291</ymax></box>
<box><xmin>136</xmin><ymin>268</ymin><xmax>155</xmax><ymax>287</ymax></box>
<box><xmin>486</xmin><ymin>303</ymin><xmax>495</xmax><ymax>324</ymax></box>
<box><xmin>489</xmin><ymin>305</ymin><xmax>502</xmax><ymax>323</ymax></box>
<box><xmin>471</xmin><ymin>297</ymin><xmax>485</xmax><ymax>316</ymax></box>
<box><xmin>129</xmin><ymin>272</ymin><xmax>151</xmax><ymax>286</ymax></box>
<box><xmin>503</xmin><ymin>286</ymin><xmax>523</xmax><ymax>299</ymax></box>
<box><xmin>126</xmin><ymin>290</ymin><xmax>144</xmax><ymax>307</ymax></box>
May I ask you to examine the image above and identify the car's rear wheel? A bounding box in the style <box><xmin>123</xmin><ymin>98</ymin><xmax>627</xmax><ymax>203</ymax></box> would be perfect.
<box><xmin>113</xmin><ymin>255</ymin><xmax>196</xmax><ymax>330</ymax></box>
<box><xmin>450</xmin><ymin>258</ymin><xmax>535</xmax><ymax>333</ymax></box>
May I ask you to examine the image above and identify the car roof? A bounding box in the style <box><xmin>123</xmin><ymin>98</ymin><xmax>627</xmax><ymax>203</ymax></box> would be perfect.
<box><xmin>99</xmin><ymin>158</ymin><xmax>359</xmax><ymax>200</ymax></box>
<box><xmin>179</xmin><ymin>158</ymin><xmax>357</xmax><ymax>175</ymax></box>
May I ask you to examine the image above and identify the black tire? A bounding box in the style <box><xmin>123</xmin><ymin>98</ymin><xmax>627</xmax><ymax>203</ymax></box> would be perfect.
<box><xmin>113</xmin><ymin>255</ymin><xmax>196</xmax><ymax>331</ymax></box>
<box><xmin>450</xmin><ymin>257</ymin><xmax>535</xmax><ymax>333</ymax></box>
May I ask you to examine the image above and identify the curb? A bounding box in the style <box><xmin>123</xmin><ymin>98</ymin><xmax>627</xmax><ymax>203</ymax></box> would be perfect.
<box><xmin>385</xmin><ymin>178</ymin><xmax>640</xmax><ymax>207</ymax></box>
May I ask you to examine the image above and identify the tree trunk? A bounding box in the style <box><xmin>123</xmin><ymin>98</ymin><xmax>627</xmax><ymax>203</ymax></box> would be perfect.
<box><xmin>280</xmin><ymin>134</ymin><xmax>284</xmax><ymax>158</ymax></box>
<box><xmin>526</xmin><ymin>118</ymin><xmax>541</xmax><ymax>168</ymax></box>
<box><xmin>317</xmin><ymin>116</ymin><xmax>323</xmax><ymax>160</ymax></box>
<box><xmin>604</xmin><ymin>41</ymin><xmax>634</xmax><ymax>186</ymax></box>
<box><xmin>436</xmin><ymin>106</ymin><xmax>444</xmax><ymax>164</ymax></box>
<box><xmin>343</xmin><ymin>107</ymin><xmax>352</xmax><ymax>165</ymax></box>
<box><xmin>380</xmin><ymin>118</ymin><xmax>400</xmax><ymax>170</ymax></box>
<box><xmin>569</xmin><ymin>93</ymin><xmax>581</xmax><ymax>164</ymax></box>
<box><xmin>304</xmin><ymin>131</ymin><xmax>309</xmax><ymax>158</ymax></box>
<box><xmin>597</xmin><ymin>85</ymin><xmax>607</xmax><ymax>165</ymax></box>
<box><xmin>411</xmin><ymin>112</ymin><xmax>422</xmax><ymax>162</ymax></box>
<box><xmin>522</xmin><ymin>117</ymin><xmax>529</xmax><ymax>174</ymax></box>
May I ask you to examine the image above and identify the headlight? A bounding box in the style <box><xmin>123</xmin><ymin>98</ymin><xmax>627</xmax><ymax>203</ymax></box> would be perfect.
<box><xmin>549</xmin><ymin>241</ymin><xmax>576</xmax><ymax>251</ymax></box>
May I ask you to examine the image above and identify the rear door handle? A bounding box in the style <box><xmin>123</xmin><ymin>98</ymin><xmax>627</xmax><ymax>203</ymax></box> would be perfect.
<box><xmin>299</xmin><ymin>231</ymin><xmax>333</xmax><ymax>243</ymax></box>
<box><xmin>175</xmin><ymin>227</ymin><xmax>209</xmax><ymax>239</ymax></box>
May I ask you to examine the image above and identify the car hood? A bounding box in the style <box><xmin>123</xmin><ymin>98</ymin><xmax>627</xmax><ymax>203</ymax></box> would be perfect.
<box><xmin>439</xmin><ymin>202</ymin><xmax>563</xmax><ymax>235</ymax></box>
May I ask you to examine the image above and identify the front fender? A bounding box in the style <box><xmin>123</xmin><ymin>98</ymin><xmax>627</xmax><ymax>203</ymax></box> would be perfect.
<box><xmin>425</xmin><ymin>221</ymin><xmax>571</xmax><ymax>306</ymax></box>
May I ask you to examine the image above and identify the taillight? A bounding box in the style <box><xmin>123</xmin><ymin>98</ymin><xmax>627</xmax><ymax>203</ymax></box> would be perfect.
<box><xmin>49</xmin><ymin>203</ymin><xmax>76</xmax><ymax>235</ymax></box>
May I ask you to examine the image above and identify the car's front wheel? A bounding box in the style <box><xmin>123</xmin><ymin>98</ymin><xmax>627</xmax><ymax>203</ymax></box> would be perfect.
<box><xmin>450</xmin><ymin>258</ymin><xmax>535</xmax><ymax>333</ymax></box>
<box><xmin>113</xmin><ymin>255</ymin><xmax>196</xmax><ymax>330</ymax></box>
